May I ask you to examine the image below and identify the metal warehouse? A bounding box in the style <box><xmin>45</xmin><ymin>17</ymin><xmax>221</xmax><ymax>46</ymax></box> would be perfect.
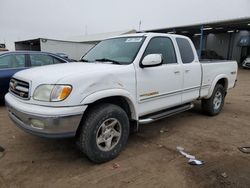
<box><xmin>147</xmin><ymin>17</ymin><xmax>250</xmax><ymax>64</ymax></box>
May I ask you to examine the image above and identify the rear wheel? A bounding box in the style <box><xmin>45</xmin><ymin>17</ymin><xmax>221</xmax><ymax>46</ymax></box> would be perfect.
<box><xmin>202</xmin><ymin>84</ymin><xmax>226</xmax><ymax>116</ymax></box>
<box><xmin>77</xmin><ymin>103</ymin><xmax>129</xmax><ymax>163</ymax></box>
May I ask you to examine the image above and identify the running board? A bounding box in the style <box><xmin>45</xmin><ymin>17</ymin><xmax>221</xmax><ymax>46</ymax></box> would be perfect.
<box><xmin>139</xmin><ymin>103</ymin><xmax>194</xmax><ymax>124</ymax></box>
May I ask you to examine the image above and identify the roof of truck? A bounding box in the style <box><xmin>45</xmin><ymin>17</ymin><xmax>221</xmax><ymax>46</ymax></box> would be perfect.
<box><xmin>109</xmin><ymin>32</ymin><xmax>189</xmax><ymax>39</ymax></box>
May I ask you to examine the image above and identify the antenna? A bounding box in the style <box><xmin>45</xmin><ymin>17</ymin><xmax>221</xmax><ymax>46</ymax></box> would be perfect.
<box><xmin>139</xmin><ymin>20</ymin><xmax>142</xmax><ymax>31</ymax></box>
<box><xmin>85</xmin><ymin>25</ymin><xmax>88</xmax><ymax>36</ymax></box>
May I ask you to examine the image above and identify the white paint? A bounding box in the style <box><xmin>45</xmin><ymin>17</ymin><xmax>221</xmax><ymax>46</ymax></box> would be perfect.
<box><xmin>8</xmin><ymin>33</ymin><xmax>238</xmax><ymax>121</ymax></box>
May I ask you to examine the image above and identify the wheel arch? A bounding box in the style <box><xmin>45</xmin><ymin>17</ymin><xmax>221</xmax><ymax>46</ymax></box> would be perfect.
<box><xmin>81</xmin><ymin>89</ymin><xmax>138</xmax><ymax>120</ymax></box>
<box><xmin>205</xmin><ymin>75</ymin><xmax>228</xmax><ymax>99</ymax></box>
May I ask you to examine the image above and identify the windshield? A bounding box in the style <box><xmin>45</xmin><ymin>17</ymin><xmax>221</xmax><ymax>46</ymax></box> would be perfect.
<box><xmin>82</xmin><ymin>37</ymin><xmax>145</xmax><ymax>65</ymax></box>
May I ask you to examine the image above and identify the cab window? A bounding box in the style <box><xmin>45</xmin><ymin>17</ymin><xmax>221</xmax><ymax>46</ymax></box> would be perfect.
<box><xmin>143</xmin><ymin>37</ymin><xmax>177</xmax><ymax>64</ymax></box>
<box><xmin>176</xmin><ymin>38</ymin><xmax>195</xmax><ymax>63</ymax></box>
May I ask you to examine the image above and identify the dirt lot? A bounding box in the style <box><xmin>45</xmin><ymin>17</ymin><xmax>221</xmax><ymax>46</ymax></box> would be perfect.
<box><xmin>0</xmin><ymin>69</ymin><xmax>250</xmax><ymax>188</ymax></box>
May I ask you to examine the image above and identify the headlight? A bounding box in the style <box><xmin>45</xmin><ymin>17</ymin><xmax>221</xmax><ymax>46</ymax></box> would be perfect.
<box><xmin>33</xmin><ymin>85</ymin><xmax>72</xmax><ymax>102</ymax></box>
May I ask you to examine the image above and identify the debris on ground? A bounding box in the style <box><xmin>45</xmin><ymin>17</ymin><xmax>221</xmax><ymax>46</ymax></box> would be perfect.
<box><xmin>0</xmin><ymin>145</ymin><xmax>5</xmax><ymax>159</ymax></box>
<box><xmin>177</xmin><ymin>146</ymin><xmax>204</xmax><ymax>166</ymax></box>
<box><xmin>160</xmin><ymin>128</ymin><xmax>168</xmax><ymax>133</ymax></box>
<box><xmin>238</xmin><ymin>147</ymin><xmax>250</xmax><ymax>154</ymax></box>
<box><xmin>176</xmin><ymin>146</ymin><xmax>195</xmax><ymax>159</ymax></box>
<box><xmin>221</xmin><ymin>172</ymin><xmax>228</xmax><ymax>178</ymax></box>
<box><xmin>158</xmin><ymin>144</ymin><xmax>163</xmax><ymax>148</ymax></box>
<box><xmin>112</xmin><ymin>163</ymin><xmax>120</xmax><ymax>169</ymax></box>
<box><xmin>188</xmin><ymin>158</ymin><xmax>204</xmax><ymax>165</ymax></box>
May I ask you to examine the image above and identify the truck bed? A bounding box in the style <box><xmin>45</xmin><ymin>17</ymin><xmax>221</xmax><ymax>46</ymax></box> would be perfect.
<box><xmin>199</xmin><ymin>60</ymin><xmax>238</xmax><ymax>98</ymax></box>
<box><xmin>200</xmin><ymin>59</ymin><xmax>235</xmax><ymax>63</ymax></box>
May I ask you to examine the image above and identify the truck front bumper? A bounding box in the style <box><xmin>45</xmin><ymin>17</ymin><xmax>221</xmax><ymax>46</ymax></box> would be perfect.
<box><xmin>5</xmin><ymin>93</ymin><xmax>87</xmax><ymax>138</ymax></box>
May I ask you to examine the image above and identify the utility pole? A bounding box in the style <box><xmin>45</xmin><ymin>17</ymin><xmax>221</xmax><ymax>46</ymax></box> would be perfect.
<box><xmin>199</xmin><ymin>25</ymin><xmax>204</xmax><ymax>59</ymax></box>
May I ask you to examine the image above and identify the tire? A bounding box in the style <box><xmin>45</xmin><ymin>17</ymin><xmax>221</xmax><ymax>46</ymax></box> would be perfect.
<box><xmin>202</xmin><ymin>84</ymin><xmax>226</xmax><ymax>116</ymax></box>
<box><xmin>77</xmin><ymin>103</ymin><xmax>130</xmax><ymax>163</ymax></box>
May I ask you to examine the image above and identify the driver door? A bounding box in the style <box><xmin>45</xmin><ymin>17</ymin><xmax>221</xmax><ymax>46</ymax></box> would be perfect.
<box><xmin>136</xmin><ymin>37</ymin><xmax>183</xmax><ymax>116</ymax></box>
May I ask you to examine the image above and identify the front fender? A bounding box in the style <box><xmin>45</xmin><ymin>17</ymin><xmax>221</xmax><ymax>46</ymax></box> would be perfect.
<box><xmin>80</xmin><ymin>89</ymin><xmax>138</xmax><ymax>120</ymax></box>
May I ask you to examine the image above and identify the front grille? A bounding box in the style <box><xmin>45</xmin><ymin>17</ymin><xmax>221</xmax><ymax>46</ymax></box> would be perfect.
<box><xmin>9</xmin><ymin>78</ymin><xmax>30</xmax><ymax>99</ymax></box>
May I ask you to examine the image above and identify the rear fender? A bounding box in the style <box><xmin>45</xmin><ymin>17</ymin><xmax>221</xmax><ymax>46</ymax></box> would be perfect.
<box><xmin>204</xmin><ymin>74</ymin><xmax>229</xmax><ymax>99</ymax></box>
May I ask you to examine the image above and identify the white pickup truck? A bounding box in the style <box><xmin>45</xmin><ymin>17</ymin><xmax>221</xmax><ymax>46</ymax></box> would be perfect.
<box><xmin>5</xmin><ymin>33</ymin><xmax>237</xmax><ymax>163</ymax></box>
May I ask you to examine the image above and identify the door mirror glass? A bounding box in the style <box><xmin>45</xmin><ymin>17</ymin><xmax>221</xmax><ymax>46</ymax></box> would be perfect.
<box><xmin>141</xmin><ymin>54</ymin><xmax>162</xmax><ymax>67</ymax></box>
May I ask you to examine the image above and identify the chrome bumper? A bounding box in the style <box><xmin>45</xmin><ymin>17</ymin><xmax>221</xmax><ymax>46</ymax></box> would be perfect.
<box><xmin>5</xmin><ymin>94</ymin><xmax>86</xmax><ymax>138</ymax></box>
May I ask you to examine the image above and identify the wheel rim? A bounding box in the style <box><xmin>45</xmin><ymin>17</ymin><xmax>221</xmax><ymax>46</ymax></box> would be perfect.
<box><xmin>213</xmin><ymin>91</ymin><xmax>223</xmax><ymax>110</ymax></box>
<box><xmin>96</xmin><ymin>118</ymin><xmax>122</xmax><ymax>152</ymax></box>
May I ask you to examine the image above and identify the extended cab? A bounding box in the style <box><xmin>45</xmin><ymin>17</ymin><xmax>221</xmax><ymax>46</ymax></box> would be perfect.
<box><xmin>5</xmin><ymin>33</ymin><xmax>238</xmax><ymax>163</ymax></box>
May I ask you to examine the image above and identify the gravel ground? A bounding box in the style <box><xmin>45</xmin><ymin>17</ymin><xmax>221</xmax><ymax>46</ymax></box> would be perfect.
<box><xmin>0</xmin><ymin>69</ymin><xmax>250</xmax><ymax>188</ymax></box>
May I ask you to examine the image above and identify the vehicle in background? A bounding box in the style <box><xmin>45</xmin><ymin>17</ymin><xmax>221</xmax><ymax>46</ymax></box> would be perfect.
<box><xmin>55</xmin><ymin>53</ymin><xmax>76</xmax><ymax>62</ymax></box>
<box><xmin>201</xmin><ymin>50</ymin><xmax>224</xmax><ymax>60</ymax></box>
<box><xmin>0</xmin><ymin>51</ymin><xmax>73</xmax><ymax>101</ymax></box>
<box><xmin>0</xmin><ymin>48</ymin><xmax>8</xmax><ymax>52</ymax></box>
<box><xmin>55</xmin><ymin>53</ymin><xmax>69</xmax><ymax>59</ymax></box>
<box><xmin>0</xmin><ymin>44</ymin><xmax>8</xmax><ymax>52</ymax></box>
<box><xmin>242</xmin><ymin>55</ymin><xmax>250</xmax><ymax>68</ymax></box>
<box><xmin>5</xmin><ymin>33</ymin><xmax>237</xmax><ymax>163</ymax></box>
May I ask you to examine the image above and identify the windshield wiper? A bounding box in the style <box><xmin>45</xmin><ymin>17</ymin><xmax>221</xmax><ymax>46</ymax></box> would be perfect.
<box><xmin>79</xmin><ymin>58</ymin><xmax>89</xmax><ymax>62</ymax></box>
<box><xmin>95</xmin><ymin>58</ymin><xmax>121</xmax><ymax>65</ymax></box>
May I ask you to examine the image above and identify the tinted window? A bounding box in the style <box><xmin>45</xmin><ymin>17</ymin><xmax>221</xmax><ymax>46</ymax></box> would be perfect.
<box><xmin>176</xmin><ymin>38</ymin><xmax>194</xmax><ymax>63</ymax></box>
<box><xmin>30</xmin><ymin>54</ymin><xmax>54</xmax><ymax>67</ymax></box>
<box><xmin>143</xmin><ymin>37</ymin><xmax>177</xmax><ymax>64</ymax></box>
<box><xmin>0</xmin><ymin>54</ymin><xmax>25</xmax><ymax>69</ymax></box>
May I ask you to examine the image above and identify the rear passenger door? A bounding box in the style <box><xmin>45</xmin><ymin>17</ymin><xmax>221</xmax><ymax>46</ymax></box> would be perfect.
<box><xmin>176</xmin><ymin>37</ymin><xmax>202</xmax><ymax>103</ymax></box>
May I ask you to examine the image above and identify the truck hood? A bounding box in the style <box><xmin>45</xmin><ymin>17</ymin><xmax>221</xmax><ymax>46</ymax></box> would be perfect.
<box><xmin>14</xmin><ymin>62</ymin><xmax>124</xmax><ymax>83</ymax></box>
<box><xmin>12</xmin><ymin>61</ymin><xmax>135</xmax><ymax>107</ymax></box>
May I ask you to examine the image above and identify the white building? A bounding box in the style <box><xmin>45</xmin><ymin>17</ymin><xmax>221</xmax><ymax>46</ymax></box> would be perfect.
<box><xmin>15</xmin><ymin>29</ymin><xmax>136</xmax><ymax>60</ymax></box>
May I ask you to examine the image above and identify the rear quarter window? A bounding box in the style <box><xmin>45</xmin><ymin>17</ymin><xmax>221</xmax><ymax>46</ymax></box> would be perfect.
<box><xmin>176</xmin><ymin>38</ymin><xmax>194</xmax><ymax>64</ymax></box>
<box><xmin>52</xmin><ymin>56</ymin><xmax>66</xmax><ymax>64</ymax></box>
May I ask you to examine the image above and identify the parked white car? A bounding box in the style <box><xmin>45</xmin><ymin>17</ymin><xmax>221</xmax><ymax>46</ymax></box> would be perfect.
<box><xmin>5</xmin><ymin>33</ymin><xmax>238</xmax><ymax>163</ymax></box>
<box><xmin>242</xmin><ymin>56</ymin><xmax>250</xmax><ymax>68</ymax></box>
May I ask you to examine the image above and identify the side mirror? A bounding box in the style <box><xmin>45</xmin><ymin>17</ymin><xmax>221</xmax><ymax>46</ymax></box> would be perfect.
<box><xmin>141</xmin><ymin>54</ymin><xmax>163</xmax><ymax>68</ymax></box>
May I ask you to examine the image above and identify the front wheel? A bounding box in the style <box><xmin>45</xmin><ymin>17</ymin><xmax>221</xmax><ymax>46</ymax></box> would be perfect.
<box><xmin>77</xmin><ymin>103</ymin><xmax>130</xmax><ymax>163</ymax></box>
<box><xmin>202</xmin><ymin>84</ymin><xmax>226</xmax><ymax>116</ymax></box>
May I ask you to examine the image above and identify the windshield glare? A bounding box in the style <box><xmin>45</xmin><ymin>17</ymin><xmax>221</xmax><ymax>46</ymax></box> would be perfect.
<box><xmin>82</xmin><ymin>37</ymin><xmax>145</xmax><ymax>64</ymax></box>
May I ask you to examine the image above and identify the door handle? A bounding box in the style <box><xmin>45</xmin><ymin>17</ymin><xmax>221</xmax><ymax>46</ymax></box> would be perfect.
<box><xmin>185</xmin><ymin>70</ymin><xmax>190</xmax><ymax>73</ymax></box>
<box><xmin>174</xmin><ymin>71</ymin><xmax>180</xmax><ymax>74</ymax></box>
